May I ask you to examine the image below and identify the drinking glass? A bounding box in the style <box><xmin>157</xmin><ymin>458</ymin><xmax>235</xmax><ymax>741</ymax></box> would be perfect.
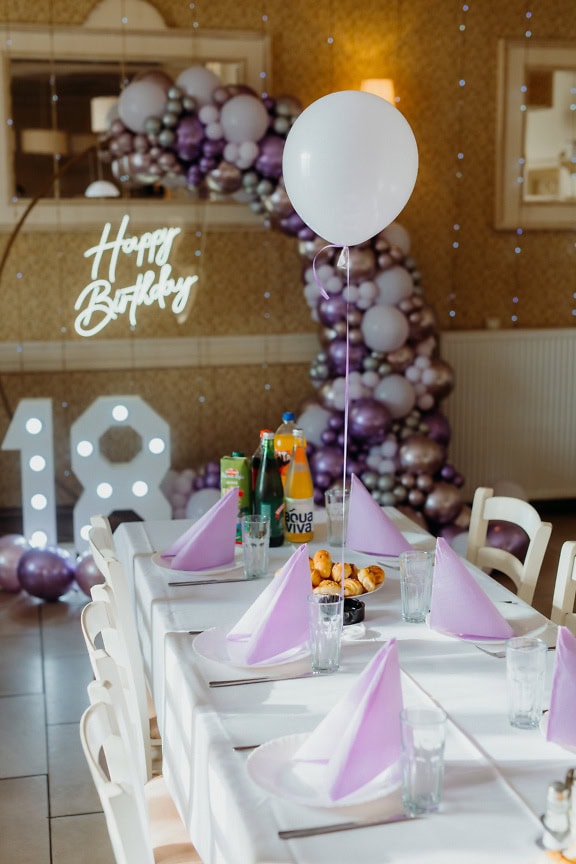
<box><xmin>400</xmin><ymin>706</ymin><xmax>447</xmax><ymax>815</ymax></box>
<box><xmin>324</xmin><ymin>487</ymin><xmax>349</xmax><ymax>547</ymax></box>
<box><xmin>506</xmin><ymin>636</ymin><xmax>547</xmax><ymax>729</ymax></box>
<box><xmin>241</xmin><ymin>514</ymin><xmax>270</xmax><ymax>578</ymax></box>
<box><xmin>399</xmin><ymin>550</ymin><xmax>435</xmax><ymax>623</ymax></box>
<box><xmin>307</xmin><ymin>593</ymin><xmax>343</xmax><ymax>673</ymax></box>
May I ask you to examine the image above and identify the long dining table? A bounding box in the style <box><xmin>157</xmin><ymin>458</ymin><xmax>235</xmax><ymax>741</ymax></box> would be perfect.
<box><xmin>114</xmin><ymin>508</ymin><xmax>574</xmax><ymax>864</ymax></box>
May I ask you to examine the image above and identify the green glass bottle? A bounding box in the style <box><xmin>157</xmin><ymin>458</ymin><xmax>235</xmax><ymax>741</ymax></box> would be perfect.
<box><xmin>254</xmin><ymin>431</ymin><xmax>285</xmax><ymax>547</ymax></box>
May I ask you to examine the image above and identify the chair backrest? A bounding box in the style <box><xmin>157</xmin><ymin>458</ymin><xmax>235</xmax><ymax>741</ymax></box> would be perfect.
<box><xmin>551</xmin><ymin>540</ymin><xmax>576</xmax><ymax>635</ymax></box>
<box><xmin>88</xmin><ymin>518</ymin><xmax>153</xmax><ymax>780</ymax></box>
<box><xmin>80</xmin><ymin>697</ymin><xmax>154</xmax><ymax>864</ymax></box>
<box><xmin>81</xmin><ymin>592</ymin><xmax>149</xmax><ymax>785</ymax></box>
<box><xmin>465</xmin><ymin>486</ymin><xmax>552</xmax><ymax>604</ymax></box>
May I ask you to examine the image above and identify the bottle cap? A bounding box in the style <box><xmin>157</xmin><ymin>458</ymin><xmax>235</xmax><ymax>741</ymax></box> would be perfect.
<box><xmin>259</xmin><ymin>428</ymin><xmax>272</xmax><ymax>437</ymax></box>
<box><xmin>262</xmin><ymin>431</ymin><xmax>274</xmax><ymax>440</ymax></box>
<box><xmin>231</xmin><ymin>451</ymin><xmax>245</xmax><ymax>457</ymax></box>
<box><xmin>547</xmin><ymin>781</ymin><xmax>569</xmax><ymax>804</ymax></box>
<box><xmin>282</xmin><ymin>411</ymin><xmax>295</xmax><ymax>422</ymax></box>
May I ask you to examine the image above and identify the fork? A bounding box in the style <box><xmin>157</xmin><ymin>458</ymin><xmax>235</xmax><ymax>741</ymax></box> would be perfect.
<box><xmin>474</xmin><ymin>644</ymin><xmax>506</xmax><ymax>659</ymax></box>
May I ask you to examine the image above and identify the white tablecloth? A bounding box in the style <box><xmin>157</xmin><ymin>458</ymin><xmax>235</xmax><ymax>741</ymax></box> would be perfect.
<box><xmin>115</xmin><ymin>510</ymin><xmax>571</xmax><ymax>864</ymax></box>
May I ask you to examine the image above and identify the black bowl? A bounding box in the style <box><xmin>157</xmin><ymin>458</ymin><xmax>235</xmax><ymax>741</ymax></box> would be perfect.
<box><xmin>343</xmin><ymin>597</ymin><xmax>365</xmax><ymax>626</ymax></box>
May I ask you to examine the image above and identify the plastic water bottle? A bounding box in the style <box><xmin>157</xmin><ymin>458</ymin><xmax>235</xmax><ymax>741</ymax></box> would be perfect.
<box><xmin>274</xmin><ymin>411</ymin><xmax>298</xmax><ymax>485</ymax></box>
<box><xmin>254</xmin><ymin>431</ymin><xmax>285</xmax><ymax>547</ymax></box>
<box><xmin>284</xmin><ymin>428</ymin><xmax>314</xmax><ymax>543</ymax></box>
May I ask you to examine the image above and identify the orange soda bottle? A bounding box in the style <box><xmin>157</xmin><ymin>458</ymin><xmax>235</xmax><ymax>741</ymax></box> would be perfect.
<box><xmin>284</xmin><ymin>428</ymin><xmax>314</xmax><ymax>543</ymax></box>
<box><xmin>274</xmin><ymin>411</ymin><xmax>298</xmax><ymax>485</ymax></box>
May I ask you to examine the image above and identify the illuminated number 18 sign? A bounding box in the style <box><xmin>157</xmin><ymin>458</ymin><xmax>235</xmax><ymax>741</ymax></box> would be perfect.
<box><xmin>1</xmin><ymin>395</ymin><xmax>171</xmax><ymax>551</ymax></box>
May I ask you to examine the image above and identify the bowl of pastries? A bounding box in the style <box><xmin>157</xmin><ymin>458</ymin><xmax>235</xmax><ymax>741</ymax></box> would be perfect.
<box><xmin>308</xmin><ymin>548</ymin><xmax>386</xmax><ymax>597</ymax></box>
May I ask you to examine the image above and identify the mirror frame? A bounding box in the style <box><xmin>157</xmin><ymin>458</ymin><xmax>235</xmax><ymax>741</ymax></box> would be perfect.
<box><xmin>0</xmin><ymin>1</ymin><xmax>270</xmax><ymax>231</ymax></box>
<box><xmin>495</xmin><ymin>38</ymin><xmax>576</xmax><ymax>231</ymax></box>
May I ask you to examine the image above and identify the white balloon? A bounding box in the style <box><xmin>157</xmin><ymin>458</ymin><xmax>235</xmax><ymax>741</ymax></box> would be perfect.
<box><xmin>375</xmin><ymin>266</ymin><xmax>414</xmax><ymax>305</ymax></box>
<box><xmin>282</xmin><ymin>90</ymin><xmax>418</xmax><ymax>246</ymax></box>
<box><xmin>117</xmin><ymin>79</ymin><xmax>167</xmax><ymax>133</ymax></box>
<box><xmin>361</xmin><ymin>305</ymin><xmax>409</xmax><ymax>352</ymax></box>
<box><xmin>297</xmin><ymin>405</ymin><xmax>331</xmax><ymax>447</ymax></box>
<box><xmin>185</xmin><ymin>488</ymin><xmax>221</xmax><ymax>520</ymax></box>
<box><xmin>374</xmin><ymin>374</ymin><xmax>416</xmax><ymax>419</ymax></box>
<box><xmin>176</xmin><ymin>65</ymin><xmax>221</xmax><ymax>106</ymax></box>
<box><xmin>220</xmin><ymin>94</ymin><xmax>270</xmax><ymax>143</ymax></box>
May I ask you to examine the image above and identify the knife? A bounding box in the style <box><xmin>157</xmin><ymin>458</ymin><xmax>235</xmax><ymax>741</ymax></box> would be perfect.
<box><xmin>278</xmin><ymin>812</ymin><xmax>421</xmax><ymax>839</ymax></box>
<box><xmin>210</xmin><ymin>671</ymin><xmax>319</xmax><ymax>687</ymax></box>
<box><xmin>168</xmin><ymin>577</ymin><xmax>248</xmax><ymax>587</ymax></box>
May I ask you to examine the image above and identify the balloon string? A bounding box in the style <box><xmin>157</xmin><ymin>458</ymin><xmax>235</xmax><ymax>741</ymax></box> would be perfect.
<box><xmin>339</xmin><ymin>246</ymin><xmax>351</xmax><ymax>600</ymax></box>
<box><xmin>312</xmin><ymin>243</ymin><xmax>345</xmax><ymax>300</ymax></box>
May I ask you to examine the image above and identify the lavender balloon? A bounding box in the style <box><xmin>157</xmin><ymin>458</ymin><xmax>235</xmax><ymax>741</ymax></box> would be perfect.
<box><xmin>0</xmin><ymin>534</ymin><xmax>30</xmax><ymax>592</ymax></box>
<box><xmin>75</xmin><ymin>552</ymin><xmax>105</xmax><ymax>598</ymax></box>
<box><xmin>18</xmin><ymin>548</ymin><xmax>76</xmax><ymax>602</ymax></box>
<box><xmin>317</xmin><ymin>295</ymin><xmax>348</xmax><ymax>326</ymax></box>
<box><xmin>327</xmin><ymin>339</ymin><xmax>367</xmax><ymax>375</ymax></box>
<box><xmin>348</xmin><ymin>398</ymin><xmax>391</xmax><ymax>444</ymax></box>
<box><xmin>255</xmin><ymin>135</ymin><xmax>285</xmax><ymax>179</ymax></box>
<box><xmin>175</xmin><ymin>116</ymin><xmax>205</xmax><ymax>160</ymax></box>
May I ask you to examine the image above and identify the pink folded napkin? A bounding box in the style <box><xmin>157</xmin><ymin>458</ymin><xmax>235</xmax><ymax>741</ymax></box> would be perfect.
<box><xmin>346</xmin><ymin>474</ymin><xmax>412</xmax><ymax>556</ymax></box>
<box><xmin>293</xmin><ymin>639</ymin><xmax>403</xmax><ymax>800</ymax></box>
<box><xmin>161</xmin><ymin>488</ymin><xmax>238</xmax><ymax>571</ymax></box>
<box><xmin>546</xmin><ymin>626</ymin><xmax>576</xmax><ymax>748</ymax></box>
<box><xmin>225</xmin><ymin>544</ymin><xmax>311</xmax><ymax>665</ymax></box>
<box><xmin>429</xmin><ymin>537</ymin><xmax>515</xmax><ymax>640</ymax></box>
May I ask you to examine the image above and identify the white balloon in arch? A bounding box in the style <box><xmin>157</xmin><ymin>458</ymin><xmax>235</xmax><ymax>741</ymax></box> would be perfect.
<box><xmin>361</xmin><ymin>304</ymin><xmax>410</xmax><ymax>353</ymax></box>
<box><xmin>70</xmin><ymin>395</ymin><xmax>171</xmax><ymax>550</ymax></box>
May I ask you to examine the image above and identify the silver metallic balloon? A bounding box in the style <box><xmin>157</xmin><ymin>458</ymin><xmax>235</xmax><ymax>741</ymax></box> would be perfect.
<box><xmin>205</xmin><ymin>161</ymin><xmax>243</xmax><ymax>194</ymax></box>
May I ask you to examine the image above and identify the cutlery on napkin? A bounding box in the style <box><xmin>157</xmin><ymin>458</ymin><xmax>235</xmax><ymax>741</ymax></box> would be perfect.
<box><xmin>278</xmin><ymin>812</ymin><xmax>420</xmax><ymax>839</ymax></box>
<box><xmin>169</xmin><ymin>576</ymin><xmax>247</xmax><ymax>587</ymax></box>
<box><xmin>545</xmin><ymin>626</ymin><xmax>576</xmax><ymax>748</ymax></box>
<box><xmin>293</xmin><ymin>638</ymin><xmax>403</xmax><ymax>801</ymax></box>
<box><xmin>429</xmin><ymin>537</ymin><xmax>515</xmax><ymax>640</ymax></box>
<box><xmin>346</xmin><ymin>474</ymin><xmax>412</xmax><ymax>556</ymax></box>
<box><xmin>160</xmin><ymin>487</ymin><xmax>238</xmax><ymax>571</ymax></box>
<box><xmin>224</xmin><ymin>544</ymin><xmax>311</xmax><ymax>666</ymax></box>
<box><xmin>210</xmin><ymin>671</ymin><xmax>317</xmax><ymax>688</ymax></box>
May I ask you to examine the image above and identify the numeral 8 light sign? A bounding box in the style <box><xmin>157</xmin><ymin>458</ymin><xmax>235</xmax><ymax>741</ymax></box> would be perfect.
<box><xmin>2</xmin><ymin>395</ymin><xmax>171</xmax><ymax>551</ymax></box>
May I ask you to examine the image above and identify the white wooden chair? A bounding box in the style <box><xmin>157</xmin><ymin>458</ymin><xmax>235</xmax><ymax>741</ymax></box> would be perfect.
<box><xmin>465</xmin><ymin>487</ymin><xmax>552</xmax><ymax>605</ymax></box>
<box><xmin>80</xmin><ymin>688</ymin><xmax>202</xmax><ymax>864</ymax></box>
<box><xmin>551</xmin><ymin>540</ymin><xmax>576</xmax><ymax>636</ymax></box>
<box><xmin>88</xmin><ymin>515</ymin><xmax>162</xmax><ymax>779</ymax></box>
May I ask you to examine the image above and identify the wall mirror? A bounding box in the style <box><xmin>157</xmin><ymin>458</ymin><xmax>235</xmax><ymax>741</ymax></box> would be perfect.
<box><xmin>495</xmin><ymin>39</ymin><xmax>576</xmax><ymax>230</ymax></box>
<box><xmin>0</xmin><ymin>0</ymin><xmax>269</xmax><ymax>230</ymax></box>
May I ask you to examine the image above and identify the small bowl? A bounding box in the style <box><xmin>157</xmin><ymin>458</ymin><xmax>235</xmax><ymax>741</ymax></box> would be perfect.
<box><xmin>343</xmin><ymin>598</ymin><xmax>365</xmax><ymax>626</ymax></box>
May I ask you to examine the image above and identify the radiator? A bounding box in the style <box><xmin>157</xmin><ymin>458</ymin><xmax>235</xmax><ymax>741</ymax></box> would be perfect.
<box><xmin>440</xmin><ymin>328</ymin><xmax>576</xmax><ymax>502</ymax></box>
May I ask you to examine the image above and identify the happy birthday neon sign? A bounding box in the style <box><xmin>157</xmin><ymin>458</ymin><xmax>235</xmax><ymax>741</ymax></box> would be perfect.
<box><xmin>74</xmin><ymin>214</ymin><xmax>198</xmax><ymax>337</ymax></box>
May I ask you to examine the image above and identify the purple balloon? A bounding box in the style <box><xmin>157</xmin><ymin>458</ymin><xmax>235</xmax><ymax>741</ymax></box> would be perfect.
<box><xmin>75</xmin><ymin>552</ymin><xmax>105</xmax><ymax>598</ymax></box>
<box><xmin>327</xmin><ymin>339</ymin><xmax>367</xmax><ymax>375</ymax></box>
<box><xmin>321</xmin><ymin>428</ymin><xmax>337</xmax><ymax>445</ymax></box>
<box><xmin>175</xmin><ymin>116</ymin><xmax>205</xmax><ymax>160</ymax></box>
<box><xmin>279</xmin><ymin>211</ymin><xmax>306</xmax><ymax>236</ymax></box>
<box><xmin>310</xmin><ymin>446</ymin><xmax>345</xmax><ymax>478</ymax></box>
<box><xmin>487</xmin><ymin>521</ymin><xmax>529</xmax><ymax>561</ymax></box>
<box><xmin>422</xmin><ymin>411</ymin><xmax>451</xmax><ymax>446</ymax></box>
<box><xmin>187</xmin><ymin>165</ymin><xmax>204</xmax><ymax>187</ymax></box>
<box><xmin>202</xmin><ymin>138</ymin><xmax>225</xmax><ymax>158</ymax></box>
<box><xmin>255</xmin><ymin>135</ymin><xmax>285</xmax><ymax>179</ymax></box>
<box><xmin>0</xmin><ymin>534</ymin><xmax>30</xmax><ymax>592</ymax></box>
<box><xmin>317</xmin><ymin>295</ymin><xmax>348</xmax><ymax>326</ymax></box>
<box><xmin>348</xmin><ymin>398</ymin><xmax>391</xmax><ymax>444</ymax></box>
<box><xmin>18</xmin><ymin>548</ymin><xmax>76</xmax><ymax>602</ymax></box>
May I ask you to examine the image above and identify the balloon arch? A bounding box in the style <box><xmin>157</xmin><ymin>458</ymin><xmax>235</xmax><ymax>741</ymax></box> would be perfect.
<box><xmin>104</xmin><ymin>65</ymin><xmax>467</xmax><ymax>535</ymax></box>
<box><xmin>0</xmin><ymin>65</ymin><xmax>488</xmax><ymax>602</ymax></box>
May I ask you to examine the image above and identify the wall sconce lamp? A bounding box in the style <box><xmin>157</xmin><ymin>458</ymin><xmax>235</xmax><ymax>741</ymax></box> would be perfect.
<box><xmin>360</xmin><ymin>78</ymin><xmax>396</xmax><ymax>104</ymax></box>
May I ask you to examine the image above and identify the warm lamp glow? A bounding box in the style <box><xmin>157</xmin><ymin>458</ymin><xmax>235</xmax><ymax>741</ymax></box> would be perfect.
<box><xmin>361</xmin><ymin>78</ymin><xmax>396</xmax><ymax>104</ymax></box>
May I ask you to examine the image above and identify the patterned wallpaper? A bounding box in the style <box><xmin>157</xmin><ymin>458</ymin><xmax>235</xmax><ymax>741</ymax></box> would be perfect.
<box><xmin>0</xmin><ymin>0</ymin><xmax>574</xmax><ymax>508</ymax></box>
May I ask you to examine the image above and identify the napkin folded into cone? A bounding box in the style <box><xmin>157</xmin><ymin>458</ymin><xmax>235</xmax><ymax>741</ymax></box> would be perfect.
<box><xmin>226</xmin><ymin>544</ymin><xmax>311</xmax><ymax>665</ymax></box>
<box><xmin>346</xmin><ymin>474</ymin><xmax>412</xmax><ymax>556</ymax></box>
<box><xmin>546</xmin><ymin>626</ymin><xmax>576</xmax><ymax>748</ymax></box>
<box><xmin>161</xmin><ymin>488</ymin><xmax>238</xmax><ymax>571</ymax></box>
<box><xmin>428</xmin><ymin>537</ymin><xmax>515</xmax><ymax>640</ymax></box>
<box><xmin>293</xmin><ymin>639</ymin><xmax>403</xmax><ymax>801</ymax></box>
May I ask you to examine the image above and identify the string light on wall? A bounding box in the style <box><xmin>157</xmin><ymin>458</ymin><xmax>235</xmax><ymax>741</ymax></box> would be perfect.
<box><xmin>447</xmin><ymin>2</ymin><xmax>471</xmax><ymax>326</ymax></box>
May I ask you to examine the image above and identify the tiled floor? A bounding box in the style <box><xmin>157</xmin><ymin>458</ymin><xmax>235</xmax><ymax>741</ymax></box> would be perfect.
<box><xmin>0</xmin><ymin>500</ymin><xmax>574</xmax><ymax>864</ymax></box>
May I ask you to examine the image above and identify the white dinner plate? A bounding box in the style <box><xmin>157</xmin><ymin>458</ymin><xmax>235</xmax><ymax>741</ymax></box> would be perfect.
<box><xmin>539</xmin><ymin>713</ymin><xmax>576</xmax><ymax>754</ymax></box>
<box><xmin>428</xmin><ymin>606</ymin><xmax>548</xmax><ymax>646</ymax></box>
<box><xmin>247</xmin><ymin>733</ymin><xmax>401</xmax><ymax>808</ymax></box>
<box><xmin>193</xmin><ymin>626</ymin><xmax>310</xmax><ymax>669</ymax></box>
<box><xmin>152</xmin><ymin>549</ymin><xmax>243</xmax><ymax>578</ymax></box>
